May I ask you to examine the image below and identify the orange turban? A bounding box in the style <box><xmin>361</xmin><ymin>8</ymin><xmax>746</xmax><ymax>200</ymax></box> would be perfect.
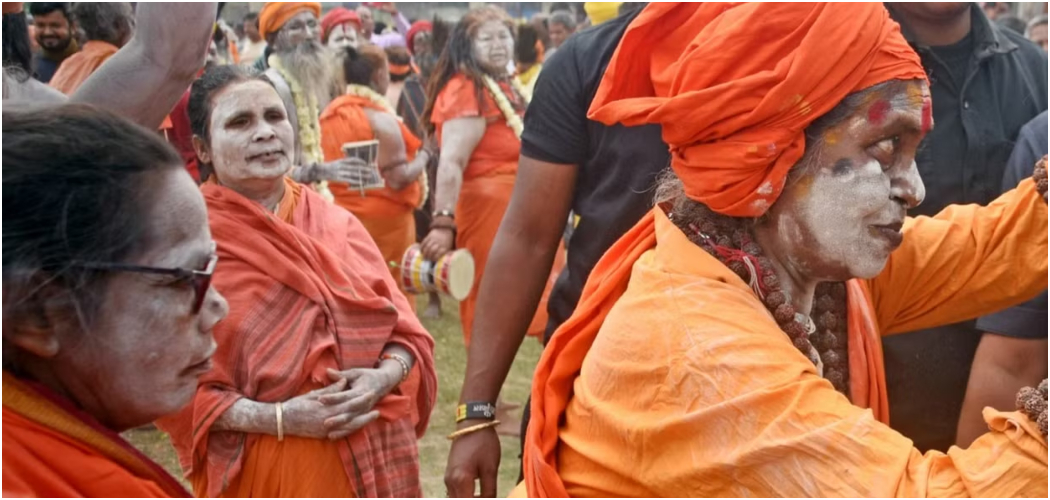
<box><xmin>588</xmin><ymin>3</ymin><xmax>926</xmax><ymax>217</ymax></box>
<box><xmin>2</xmin><ymin>2</ymin><xmax>24</xmax><ymax>14</ymax></box>
<box><xmin>258</xmin><ymin>2</ymin><xmax>321</xmax><ymax>40</ymax></box>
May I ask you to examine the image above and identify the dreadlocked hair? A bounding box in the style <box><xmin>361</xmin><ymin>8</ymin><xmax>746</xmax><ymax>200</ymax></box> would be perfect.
<box><xmin>655</xmin><ymin>80</ymin><xmax>912</xmax><ymax>396</ymax></box>
<box><xmin>422</xmin><ymin>5</ymin><xmax>519</xmax><ymax>136</ymax></box>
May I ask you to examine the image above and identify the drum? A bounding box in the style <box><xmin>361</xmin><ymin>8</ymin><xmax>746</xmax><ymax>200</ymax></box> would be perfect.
<box><xmin>400</xmin><ymin>244</ymin><xmax>475</xmax><ymax>301</ymax></box>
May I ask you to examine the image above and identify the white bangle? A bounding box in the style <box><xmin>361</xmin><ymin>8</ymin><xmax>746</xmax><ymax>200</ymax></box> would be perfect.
<box><xmin>275</xmin><ymin>401</ymin><xmax>284</xmax><ymax>442</ymax></box>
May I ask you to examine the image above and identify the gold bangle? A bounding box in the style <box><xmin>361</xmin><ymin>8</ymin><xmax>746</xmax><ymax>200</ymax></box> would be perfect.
<box><xmin>447</xmin><ymin>420</ymin><xmax>500</xmax><ymax>441</ymax></box>
<box><xmin>275</xmin><ymin>401</ymin><xmax>284</xmax><ymax>442</ymax></box>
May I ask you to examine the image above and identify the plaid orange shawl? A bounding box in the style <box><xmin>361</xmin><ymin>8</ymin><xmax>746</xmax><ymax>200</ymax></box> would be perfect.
<box><xmin>158</xmin><ymin>181</ymin><xmax>436</xmax><ymax>497</ymax></box>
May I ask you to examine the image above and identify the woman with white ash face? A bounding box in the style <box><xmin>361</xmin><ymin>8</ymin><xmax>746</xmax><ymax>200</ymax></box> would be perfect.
<box><xmin>3</xmin><ymin>104</ymin><xmax>228</xmax><ymax>497</ymax></box>
<box><xmin>420</xmin><ymin>6</ymin><xmax>565</xmax><ymax>349</ymax></box>
<box><xmin>517</xmin><ymin>3</ymin><xmax>1049</xmax><ymax>498</ymax></box>
<box><xmin>156</xmin><ymin>65</ymin><xmax>437</xmax><ymax>499</ymax></box>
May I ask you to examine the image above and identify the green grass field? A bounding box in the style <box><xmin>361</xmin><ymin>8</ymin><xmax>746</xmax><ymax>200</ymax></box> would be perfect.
<box><xmin>124</xmin><ymin>296</ymin><xmax>542</xmax><ymax>498</ymax></box>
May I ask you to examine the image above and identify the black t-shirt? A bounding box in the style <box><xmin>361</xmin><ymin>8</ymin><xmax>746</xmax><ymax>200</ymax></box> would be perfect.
<box><xmin>519</xmin><ymin>8</ymin><xmax>670</xmax><ymax>341</ymax></box>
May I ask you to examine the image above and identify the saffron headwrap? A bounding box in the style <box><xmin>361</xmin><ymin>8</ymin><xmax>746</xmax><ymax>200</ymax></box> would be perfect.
<box><xmin>258</xmin><ymin>2</ymin><xmax>321</xmax><ymax>40</ymax></box>
<box><xmin>588</xmin><ymin>3</ymin><xmax>926</xmax><ymax>217</ymax></box>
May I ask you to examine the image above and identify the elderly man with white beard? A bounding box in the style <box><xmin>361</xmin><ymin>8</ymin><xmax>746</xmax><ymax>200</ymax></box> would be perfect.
<box><xmin>253</xmin><ymin>2</ymin><xmax>374</xmax><ymax>194</ymax></box>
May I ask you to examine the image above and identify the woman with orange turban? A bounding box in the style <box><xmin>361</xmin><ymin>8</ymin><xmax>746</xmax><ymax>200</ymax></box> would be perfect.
<box><xmin>420</xmin><ymin>6</ymin><xmax>563</xmax><ymax>345</ymax></box>
<box><xmin>320</xmin><ymin>44</ymin><xmax>431</xmax><ymax>311</ymax></box>
<box><xmin>518</xmin><ymin>3</ymin><xmax>1048</xmax><ymax>497</ymax></box>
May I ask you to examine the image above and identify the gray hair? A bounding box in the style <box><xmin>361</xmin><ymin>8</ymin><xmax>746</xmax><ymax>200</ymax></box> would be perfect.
<box><xmin>549</xmin><ymin>10</ymin><xmax>576</xmax><ymax>31</ymax></box>
<box><xmin>72</xmin><ymin>2</ymin><xmax>132</xmax><ymax>45</ymax></box>
<box><xmin>1027</xmin><ymin>15</ymin><xmax>1048</xmax><ymax>36</ymax></box>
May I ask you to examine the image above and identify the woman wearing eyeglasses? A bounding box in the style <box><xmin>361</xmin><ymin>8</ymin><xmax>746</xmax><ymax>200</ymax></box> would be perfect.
<box><xmin>156</xmin><ymin>65</ymin><xmax>437</xmax><ymax>498</ymax></box>
<box><xmin>2</xmin><ymin>104</ymin><xmax>228</xmax><ymax>497</ymax></box>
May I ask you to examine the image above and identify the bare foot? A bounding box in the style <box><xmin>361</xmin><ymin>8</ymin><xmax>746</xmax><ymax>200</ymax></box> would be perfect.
<box><xmin>421</xmin><ymin>292</ymin><xmax>442</xmax><ymax>319</ymax></box>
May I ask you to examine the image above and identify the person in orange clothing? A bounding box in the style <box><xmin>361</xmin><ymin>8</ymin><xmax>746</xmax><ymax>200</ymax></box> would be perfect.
<box><xmin>420</xmin><ymin>5</ymin><xmax>564</xmax><ymax>345</ymax></box>
<box><xmin>320</xmin><ymin>44</ymin><xmax>433</xmax><ymax>310</ymax></box>
<box><xmin>518</xmin><ymin>3</ymin><xmax>1049</xmax><ymax>498</ymax></box>
<box><xmin>157</xmin><ymin>65</ymin><xmax>436</xmax><ymax>498</ymax></box>
<box><xmin>50</xmin><ymin>2</ymin><xmax>133</xmax><ymax>95</ymax></box>
<box><xmin>3</xmin><ymin>105</ymin><xmax>228</xmax><ymax>497</ymax></box>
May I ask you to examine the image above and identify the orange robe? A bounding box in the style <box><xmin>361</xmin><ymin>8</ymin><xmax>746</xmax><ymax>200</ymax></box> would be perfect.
<box><xmin>320</xmin><ymin>94</ymin><xmax>424</xmax><ymax>309</ymax></box>
<box><xmin>521</xmin><ymin>180</ymin><xmax>1049</xmax><ymax>497</ymax></box>
<box><xmin>431</xmin><ymin>74</ymin><xmax>565</xmax><ymax>344</ymax></box>
<box><xmin>2</xmin><ymin>372</ymin><xmax>190</xmax><ymax>498</ymax></box>
<box><xmin>157</xmin><ymin>177</ymin><xmax>437</xmax><ymax>498</ymax></box>
<box><xmin>49</xmin><ymin>40</ymin><xmax>119</xmax><ymax>95</ymax></box>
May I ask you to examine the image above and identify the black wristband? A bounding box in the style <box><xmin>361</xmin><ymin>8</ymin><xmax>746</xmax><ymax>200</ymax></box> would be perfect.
<box><xmin>456</xmin><ymin>401</ymin><xmax>496</xmax><ymax>423</ymax></box>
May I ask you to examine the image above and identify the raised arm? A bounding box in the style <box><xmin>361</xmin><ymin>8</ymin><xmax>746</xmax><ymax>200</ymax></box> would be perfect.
<box><xmin>870</xmin><ymin>175</ymin><xmax>1048</xmax><ymax>336</ymax></box>
<box><xmin>71</xmin><ymin>2</ymin><xmax>215</xmax><ymax>129</ymax></box>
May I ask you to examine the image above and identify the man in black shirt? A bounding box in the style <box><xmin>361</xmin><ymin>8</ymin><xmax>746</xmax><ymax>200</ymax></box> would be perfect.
<box><xmin>883</xmin><ymin>2</ymin><xmax>1047</xmax><ymax>452</ymax></box>
<box><xmin>956</xmin><ymin>111</ymin><xmax>1048</xmax><ymax>447</ymax></box>
<box><xmin>28</xmin><ymin>2</ymin><xmax>78</xmax><ymax>83</ymax></box>
<box><xmin>443</xmin><ymin>4</ymin><xmax>669</xmax><ymax>497</ymax></box>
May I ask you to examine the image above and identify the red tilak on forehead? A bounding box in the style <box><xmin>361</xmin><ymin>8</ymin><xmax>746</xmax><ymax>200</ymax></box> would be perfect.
<box><xmin>867</xmin><ymin>99</ymin><xmax>890</xmax><ymax>125</ymax></box>
<box><xmin>920</xmin><ymin>97</ymin><xmax>933</xmax><ymax>133</ymax></box>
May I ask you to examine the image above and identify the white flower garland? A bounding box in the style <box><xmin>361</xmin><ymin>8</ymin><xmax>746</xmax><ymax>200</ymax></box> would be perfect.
<box><xmin>481</xmin><ymin>75</ymin><xmax>530</xmax><ymax>139</ymax></box>
<box><xmin>270</xmin><ymin>55</ymin><xmax>333</xmax><ymax>202</ymax></box>
<box><xmin>346</xmin><ymin>84</ymin><xmax>397</xmax><ymax>114</ymax></box>
<box><xmin>344</xmin><ymin>84</ymin><xmax>429</xmax><ymax>208</ymax></box>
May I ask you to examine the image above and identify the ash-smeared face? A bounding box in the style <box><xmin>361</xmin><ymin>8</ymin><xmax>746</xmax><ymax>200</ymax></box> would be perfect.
<box><xmin>761</xmin><ymin>80</ymin><xmax>930</xmax><ymax>281</ymax></box>
<box><xmin>200</xmin><ymin>80</ymin><xmax>295</xmax><ymax>184</ymax></box>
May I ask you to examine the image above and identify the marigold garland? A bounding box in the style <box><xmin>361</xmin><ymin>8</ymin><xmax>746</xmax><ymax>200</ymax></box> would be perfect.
<box><xmin>481</xmin><ymin>74</ymin><xmax>529</xmax><ymax>139</ymax></box>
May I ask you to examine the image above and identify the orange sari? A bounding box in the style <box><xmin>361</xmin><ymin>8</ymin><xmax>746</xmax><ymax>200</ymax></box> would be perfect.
<box><xmin>158</xmin><ymin>177</ymin><xmax>436</xmax><ymax>498</ymax></box>
<box><xmin>320</xmin><ymin>94</ymin><xmax>424</xmax><ymax>309</ymax></box>
<box><xmin>520</xmin><ymin>180</ymin><xmax>1049</xmax><ymax>497</ymax></box>
<box><xmin>432</xmin><ymin>74</ymin><xmax>565</xmax><ymax>344</ymax></box>
<box><xmin>2</xmin><ymin>372</ymin><xmax>190</xmax><ymax>498</ymax></box>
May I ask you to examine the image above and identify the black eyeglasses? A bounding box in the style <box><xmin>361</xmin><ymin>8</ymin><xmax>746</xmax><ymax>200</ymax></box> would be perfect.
<box><xmin>71</xmin><ymin>254</ymin><xmax>218</xmax><ymax>314</ymax></box>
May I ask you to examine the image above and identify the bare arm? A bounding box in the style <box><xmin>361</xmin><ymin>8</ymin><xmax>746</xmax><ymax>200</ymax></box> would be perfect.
<box><xmin>71</xmin><ymin>2</ymin><xmax>215</xmax><ymax>129</ymax></box>
<box><xmin>368</xmin><ymin>110</ymin><xmax>424</xmax><ymax>190</ymax></box>
<box><xmin>458</xmin><ymin>156</ymin><xmax>576</xmax><ymax>405</ymax></box>
<box><xmin>956</xmin><ymin>334</ymin><xmax>1048</xmax><ymax>447</ymax></box>
<box><xmin>443</xmin><ymin>156</ymin><xmax>576</xmax><ymax>498</ymax></box>
<box><xmin>420</xmin><ymin>117</ymin><xmax>484</xmax><ymax>261</ymax></box>
<box><xmin>433</xmin><ymin>117</ymin><xmax>486</xmax><ymax>213</ymax></box>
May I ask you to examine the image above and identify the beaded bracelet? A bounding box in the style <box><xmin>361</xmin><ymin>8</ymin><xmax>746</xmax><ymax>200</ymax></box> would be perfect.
<box><xmin>379</xmin><ymin>352</ymin><xmax>411</xmax><ymax>383</ymax></box>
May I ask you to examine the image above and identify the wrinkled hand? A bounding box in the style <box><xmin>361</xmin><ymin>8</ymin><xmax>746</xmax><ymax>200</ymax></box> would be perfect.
<box><xmin>421</xmin><ymin>228</ymin><xmax>454</xmax><ymax>262</ymax></box>
<box><xmin>444</xmin><ymin>424</ymin><xmax>501</xmax><ymax>497</ymax></box>
<box><xmin>316</xmin><ymin>158</ymin><xmax>383</xmax><ymax>188</ymax></box>
<box><xmin>319</xmin><ymin>367</ymin><xmax>399</xmax><ymax>439</ymax></box>
<box><xmin>281</xmin><ymin>379</ymin><xmax>379</xmax><ymax>440</ymax></box>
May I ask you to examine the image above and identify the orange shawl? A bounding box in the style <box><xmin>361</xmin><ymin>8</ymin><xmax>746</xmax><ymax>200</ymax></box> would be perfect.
<box><xmin>587</xmin><ymin>3</ymin><xmax>926</xmax><ymax>218</ymax></box>
<box><xmin>523</xmin><ymin>180</ymin><xmax>1048</xmax><ymax>497</ymax></box>
<box><xmin>320</xmin><ymin>93</ymin><xmax>424</xmax><ymax>217</ymax></box>
<box><xmin>2</xmin><ymin>372</ymin><xmax>190</xmax><ymax>498</ymax></box>
<box><xmin>158</xmin><ymin>179</ymin><xmax>436</xmax><ymax>498</ymax></box>
<box><xmin>431</xmin><ymin>73</ymin><xmax>521</xmax><ymax>180</ymax></box>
